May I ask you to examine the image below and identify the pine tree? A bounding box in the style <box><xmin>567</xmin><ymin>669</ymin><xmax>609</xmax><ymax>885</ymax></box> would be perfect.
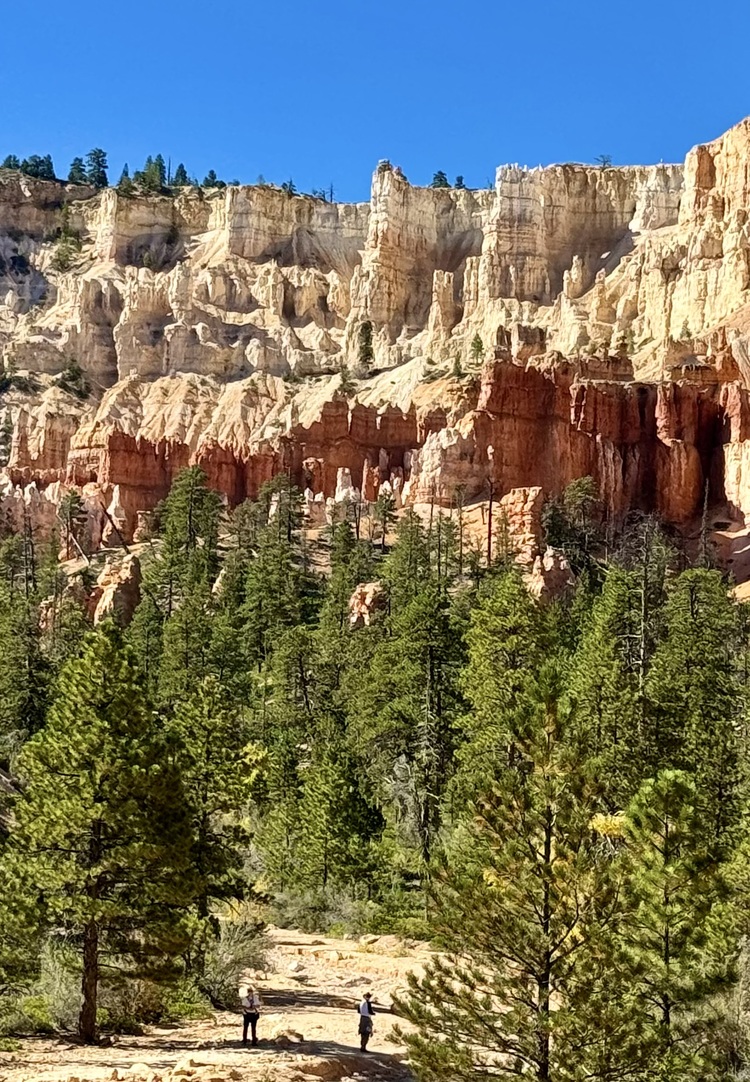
<box><xmin>645</xmin><ymin>570</ymin><xmax>742</xmax><ymax>852</ymax></box>
<box><xmin>117</xmin><ymin>163</ymin><xmax>135</xmax><ymax>196</ymax></box>
<box><xmin>67</xmin><ymin>156</ymin><xmax>88</xmax><ymax>185</ymax></box>
<box><xmin>358</xmin><ymin>320</ymin><xmax>374</xmax><ymax>366</ymax></box>
<box><xmin>470</xmin><ymin>333</ymin><xmax>484</xmax><ymax>363</ymax></box>
<box><xmin>395</xmin><ymin>663</ymin><xmax>613</xmax><ymax>1081</ymax></box>
<box><xmin>153</xmin><ymin>154</ymin><xmax>167</xmax><ymax>188</ymax></box>
<box><xmin>354</xmin><ymin>577</ymin><xmax>463</xmax><ymax>870</ymax></box>
<box><xmin>430</xmin><ymin>171</ymin><xmax>450</xmax><ymax>188</ymax></box>
<box><xmin>297</xmin><ymin>738</ymin><xmax>383</xmax><ymax>891</ymax></box>
<box><xmin>1</xmin><ymin>155</ymin><xmax>20</xmax><ymax>170</ymax></box>
<box><xmin>172</xmin><ymin>162</ymin><xmax>190</xmax><ymax>187</ymax></box>
<box><xmin>617</xmin><ymin>771</ymin><xmax>736</xmax><ymax>1079</ymax></box>
<box><xmin>166</xmin><ymin>676</ymin><xmax>252</xmax><ymax>975</ymax></box>
<box><xmin>158</xmin><ymin>582</ymin><xmax>215</xmax><ymax>705</ymax></box>
<box><xmin>85</xmin><ymin>148</ymin><xmax>108</xmax><ymax>188</ymax></box>
<box><xmin>58</xmin><ymin>489</ymin><xmax>88</xmax><ymax>559</ymax></box>
<box><xmin>454</xmin><ymin>569</ymin><xmax>545</xmax><ymax>800</ymax></box>
<box><xmin>20</xmin><ymin>154</ymin><xmax>55</xmax><ymax>180</ymax></box>
<box><xmin>569</xmin><ymin>566</ymin><xmax>648</xmax><ymax>808</ymax></box>
<box><xmin>5</xmin><ymin>622</ymin><xmax>196</xmax><ymax>1042</ymax></box>
<box><xmin>0</xmin><ymin>582</ymin><xmax>50</xmax><ymax>760</ymax></box>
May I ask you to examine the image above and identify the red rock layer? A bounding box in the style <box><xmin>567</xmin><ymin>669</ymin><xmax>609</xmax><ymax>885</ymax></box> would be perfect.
<box><xmin>41</xmin><ymin>360</ymin><xmax>748</xmax><ymax>537</ymax></box>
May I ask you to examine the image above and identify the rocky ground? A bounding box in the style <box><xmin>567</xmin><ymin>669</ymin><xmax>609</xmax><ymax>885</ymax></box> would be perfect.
<box><xmin>0</xmin><ymin>930</ymin><xmax>430</xmax><ymax>1082</ymax></box>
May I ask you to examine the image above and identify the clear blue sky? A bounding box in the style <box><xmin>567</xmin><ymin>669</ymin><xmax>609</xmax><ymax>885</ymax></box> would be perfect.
<box><xmin>2</xmin><ymin>0</ymin><xmax>749</xmax><ymax>202</ymax></box>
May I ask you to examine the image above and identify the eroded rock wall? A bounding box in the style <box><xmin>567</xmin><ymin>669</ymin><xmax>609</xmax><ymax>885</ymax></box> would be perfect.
<box><xmin>2</xmin><ymin>117</ymin><xmax>750</xmax><ymax>548</ymax></box>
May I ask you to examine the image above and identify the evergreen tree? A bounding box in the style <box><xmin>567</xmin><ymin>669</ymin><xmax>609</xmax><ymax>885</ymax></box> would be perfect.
<box><xmin>5</xmin><ymin>623</ymin><xmax>196</xmax><ymax>1042</ymax></box>
<box><xmin>569</xmin><ymin>567</ymin><xmax>648</xmax><ymax>808</ymax></box>
<box><xmin>167</xmin><ymin>676</ymin><xmax>252</xmax><ymax>975</ymax></box>
<box><xmin>395</xmin><ymin>663</ymin><xmax>612</xmax><ymax>1081</ymax></box>
<box><xmin>1</xmin><ymin>155</ymin><xmax>20</xmax><ymax>170</ymax></box>
<box><xmin>117</xmin><ymin>163</ymin><xmax>135</xmax><ymax>196</ymax></box>
<box><xmin>67</xmin><ymin>156</ymin><xmax>88</xmax><ymax>185</ymax></box>
<box><xmin>430</xmin><ymin>171</ymin><xmax>450</xmax><ymax>188</ymax></box>
<box><xmin>617</xmin><ymin>771</ymin><xmax>736</xmax><ymax>1079</ymax></box>
<box><xmin>354</xmin><ymin>568</ymin><xmax>464</xmax><ymax>870</ymax></box>
<box><xmin>0</xmin><ymin>582</ymin><xmax>50</xmax><ymax>761</ymax></box>
<box><xmin>296</xmin><ymin>738</ymin><xmax>383</xmax><ymax>891</ymax></box>
<box><xmin>203</xmin><ymin>169</ymin><xmax>226</xmax><ymax>188</ymax></box>
<box><xmin>470</xmin><ymin>333</ymin><xmax>484</xmax><ymax>362</ymax></box>
<box><xmin>172</xmin><ymin>162</ymin><xmax>190</xmax><ymax>187</ymax></box>
<box><xmin>358</xmin><ymin>320</ymin><xmax>374</xmax><ymax>366</ymax></box>
<box><xmin>153</xmin><ymin>154</ymin><xmax>167</xmax><ymax>188</ymax></box>
<box><xmin>455</xmin><ymin>175</ymin><xmax>467</xmax><ymax>189</ymax></box>
<box><xmin>454</xmin><ymin>569</ymin><xmax>545</xmax><ymax>800</ymax></box>
<box><xmin>20</xmin><ymin>155</ymin><xmax>55</xmax><ymax>180</ymax></box>
<box><xmin>645</xmin><ymin>570</ymin><xmax>742</xmax><ymax>852</ymax></box>
<box><xmin>85</xmin><ymin>148</ymin><xmax>108</xmax><ymax>188</ymax></box>
<box><xmin>241</xmin><ymin>480</ymin><xmax>320</xmax><ymax>668</ymax></box>
<box><xmin>58</xmin><ymin>489</ymin><xmax>88</xmax><ymax>559</ymax></box>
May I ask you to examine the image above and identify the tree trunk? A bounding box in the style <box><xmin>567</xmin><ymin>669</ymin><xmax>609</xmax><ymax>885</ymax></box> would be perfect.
<box><xmin>79</xmin><ymin>918</ymin><xmax>99</xmax><ymax>1043</ymax></box>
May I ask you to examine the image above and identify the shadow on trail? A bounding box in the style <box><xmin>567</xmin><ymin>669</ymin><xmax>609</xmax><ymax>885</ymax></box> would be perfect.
<box><xmin>260</xmin><ymin>988</ymin><xmax>397</xmax><ymax>1014</ymax></box>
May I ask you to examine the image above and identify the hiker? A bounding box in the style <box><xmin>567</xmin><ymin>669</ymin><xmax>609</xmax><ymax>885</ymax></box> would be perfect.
<box><xmin>357</xmin><ymin>991</ymin><xmax>375</xmax><ymax>1052</ymax></box>
<box><xmin>241</xmin><ymin>984</ymin><xmax>262</xmax><ymax>1046</ymax></box>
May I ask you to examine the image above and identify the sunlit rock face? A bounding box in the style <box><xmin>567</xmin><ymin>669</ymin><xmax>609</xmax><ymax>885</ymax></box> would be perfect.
<box><xmin>4</xmin><ymin>116</ymin><xmax>750</xmax><ymax>543</ymax></box>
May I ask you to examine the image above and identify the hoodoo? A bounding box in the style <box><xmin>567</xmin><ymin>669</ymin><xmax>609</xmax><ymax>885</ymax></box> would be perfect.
<box><xmin>3</xmin><ymin>118</ymin><xmax>750</xmax><ymax>546</ymax></box>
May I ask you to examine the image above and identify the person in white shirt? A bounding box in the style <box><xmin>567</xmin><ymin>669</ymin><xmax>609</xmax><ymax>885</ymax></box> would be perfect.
<box><xmin>241</xmin><ymin>985</ymin><xmax>262</xmax><ymax>1046</ymax></box>
<box><xmin>357</xmin><ymin>992</ymin><xmax>375</xmax><ymax>1052</ymax></box>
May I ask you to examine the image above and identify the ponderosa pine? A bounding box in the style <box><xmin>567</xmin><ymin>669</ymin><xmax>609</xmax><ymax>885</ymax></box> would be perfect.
<box><xmin>5</xmin><ymin>622</ymin><xmax>196</xmax><ymax>1042</ymax></box>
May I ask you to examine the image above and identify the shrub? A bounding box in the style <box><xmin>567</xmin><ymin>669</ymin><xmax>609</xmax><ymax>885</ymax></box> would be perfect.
<box><xmin>358</xmin><ymin>321</ymin><xmax>374</xmax><ymax>366</ymax></box>
<box><xmin>55</xmin><ymin>360</ymin><xmax>90</xmax><ymax>400</ymax></box>
<box><xmin>199</xmin><ymin>917</ymin><xmax>268</xmax><ymax>1008</ymax></box>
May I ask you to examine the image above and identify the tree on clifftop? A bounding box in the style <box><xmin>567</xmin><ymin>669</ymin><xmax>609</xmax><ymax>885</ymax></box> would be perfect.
<box><xmin>67</xmin><ymin>157</ymin><xmax>88</xmax><ymax>185</ymax></box>
<box><xmin>431</xmin><ymin>171</ymin><xmax>450</xmax><ymax>188</ymax></box>
<box><xmin>85</xmin><ymin>148</ymin><xmax>108</xmax><ymax>188</ymax></box>
<box><xmin>172</xmin><ymin>163</ymin><xmax>190</xmax><ymax>187</ymax></box>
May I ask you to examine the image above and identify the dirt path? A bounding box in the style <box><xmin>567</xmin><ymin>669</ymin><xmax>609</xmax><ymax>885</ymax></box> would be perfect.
<box><xmin>0</xmin><ymin>929</ymin><xmax>429</xmax><ymax>1082</ymax></box>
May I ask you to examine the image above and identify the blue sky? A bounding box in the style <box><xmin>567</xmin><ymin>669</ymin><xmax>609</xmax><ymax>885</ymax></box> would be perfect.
<box><xmin>2</xmin><ymin>0</ymin><xmax>749</xmax><ymax>202</ymax></box>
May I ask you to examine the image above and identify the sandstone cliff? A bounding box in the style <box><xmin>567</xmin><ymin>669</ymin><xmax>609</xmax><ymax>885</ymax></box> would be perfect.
<box><xmin>4</xmin><ymin>117</ymin><xmax>750</xmax><ymax>551</ymax></box>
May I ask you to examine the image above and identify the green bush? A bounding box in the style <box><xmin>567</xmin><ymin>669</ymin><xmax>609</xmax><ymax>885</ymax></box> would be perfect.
<box><xmin>159</xmin><ymin>977</ymin><xmax>213</xmax><ymax>1022</ymax></box>
<box><xmin>200</xmin><ymin>917</ymin><xmax>268</xmax><ymax>1008</ymax></box>
<box><xmin>0</xmin><ymin>995</ymin><xmax>55</xmax><ymax>1036</ymax></box>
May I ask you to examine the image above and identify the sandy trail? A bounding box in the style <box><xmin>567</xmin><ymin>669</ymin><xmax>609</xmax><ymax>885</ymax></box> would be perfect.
<box><xmin>0</xmin><ymin>929</ymin><xmax>428</xmax><ymax>1082</ymax></box>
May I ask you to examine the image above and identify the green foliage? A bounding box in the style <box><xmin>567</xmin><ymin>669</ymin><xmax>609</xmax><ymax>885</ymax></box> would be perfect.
<box><xmin>117</xmin><ymin>164</ymin><xmax>135</xmax><ymax>196</ymax></box>
<box><xmin>4</xmin><ymin>623</ymin><xmax>197</xmax><ymax>1041</ymax></box>
<box><xmin>67</xmin><ymin>157</ymin><xmax>87</xmax><ymax>185</ymax></box>
<box><xmin>454</xmin><ymin>175</ymin><xmax>466</xmax><ymax>189</ymax></box>
<box><xmin>1</xmin><ymin>155</ymin><xmax>20</xmax><ymax>170</ymax></box>
<box><xmin>85</xmin><ymin>148</ymin><xmax>108</xmax><ymax>188</ymax></box>
<box><xmin>1</xmin><ymin>462</ymin><xmax>750</xmax><ymax>1068</ymax></box>
<box><xmin>280</xmin><ymin>178</ymin><xmax>297</xmax><ymax>196</ymax></box>
<box><xmin>54</xmin><ymin>359</ymin><xmax>90</xmax><ymax>400</ymax></box>
<box><xmin>395</xmin><ymin>662</ymin><xmax>611</xmax><ymax>1082</ymax></box>
<box><xmin>469</xmin><ymin>332</ymin><xmax>484</xmax><ymax>362</ymax></box>
<box><xmin>358</xmin><ymin>320</ymin><xmax>374</xmax><ymax>366</ymax></box>
<box><xmin>202</xmin><ymin>169</ymin><xmax>226</xmax><ymax>189</ymax></box>
<box><xmin>134</xmin><ymin>155</ymin><xmax>167</xmax><ymax>193</ymax></box>
<box><xmin>430</xmin><ymin>171</ymin><xmax>450</xmax><ymax>188</ymax></box>
<box><xmin>542</xmin><ymin>476</ymin><xmax>604</xmax><ymax>576</ymax></box>
<box><xmin>19</xmin><ymin>155</ymin><xmax>56</xmax><ymax>180</ymax></box>
<box><xmin>172</xmin><ymin>163</ymin><xmax>190</xmax><ymax>187</ymax></box>
<box><xmin>618</xmin><ymin>771</ymin><xmax>736</xmax><ymax>1078</ymax></box>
